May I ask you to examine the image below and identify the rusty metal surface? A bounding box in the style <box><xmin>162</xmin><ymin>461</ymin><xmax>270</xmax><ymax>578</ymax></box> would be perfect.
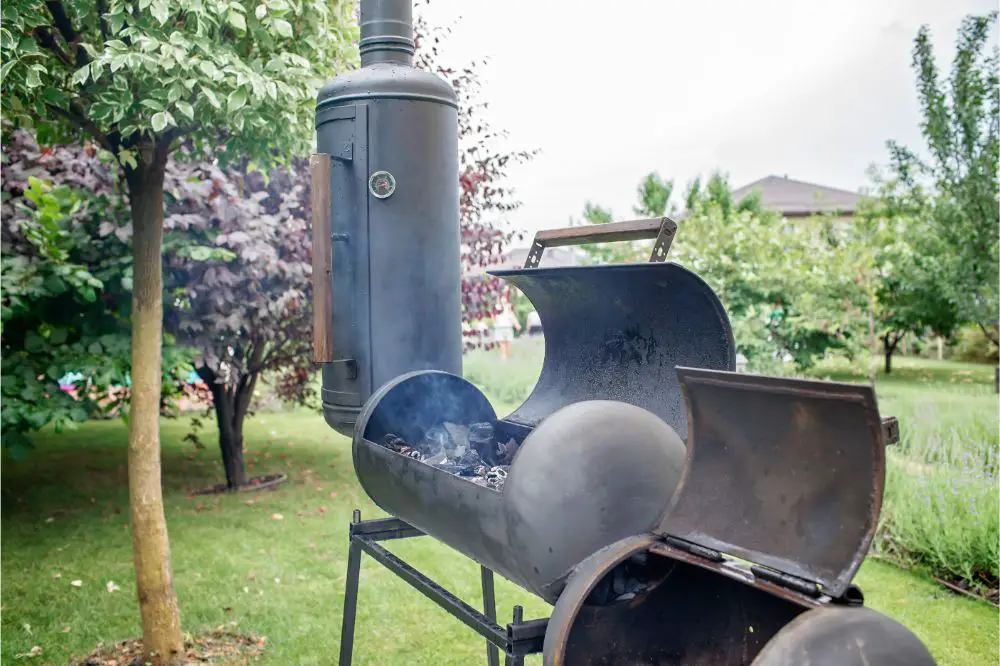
<box><xmin>544</xmin><ymin>536</ymin><xmax>807</xmax><ymax>665</ymax></box>
<box><xmin>491</xmin><ymin>264</ymin><xmax>735</xmax><ymax>436</ymax></box>
<box><xmin>658</xmin><ymin>368</ymin><xmax>886</xmax><ymax>597</ymax></box>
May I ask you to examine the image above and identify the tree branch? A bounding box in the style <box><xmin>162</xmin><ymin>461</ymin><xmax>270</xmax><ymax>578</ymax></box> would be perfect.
<box><xmin>96</xmin><ymin>0</ymin><xmax>111</xmax><ymax>42</ymax></box>
<box><xmin>33</xmin><ymin>27</ymin><xmax>74</xmax><ymax>67</ymax></box>
<box><xmin>45</xmin><ymin>102</ymin><xmax>117</xmax><ymax>152</ymax></box>
<box><xmin>44</xmin><ymin>0</ymin><xmax>90</xmax><ymax>67</ymax></box>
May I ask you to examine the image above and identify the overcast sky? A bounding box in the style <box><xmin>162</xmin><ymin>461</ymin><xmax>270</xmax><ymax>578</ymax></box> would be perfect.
<box><xmin>417</xmin><ymin>0</ymin><xmax>996</xmax><ymax>244</ymax></box>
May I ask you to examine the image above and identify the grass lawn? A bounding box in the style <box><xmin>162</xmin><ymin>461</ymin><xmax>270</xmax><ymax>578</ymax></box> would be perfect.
<box><xmin>2</xmin><ymin>346</ymin><xmax>997</xmax><ymax>665</ymax></box>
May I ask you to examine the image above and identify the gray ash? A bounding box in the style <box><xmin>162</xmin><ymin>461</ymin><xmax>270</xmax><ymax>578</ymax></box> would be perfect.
<box><xmin>378</xmin><ymin>421</ymin><xmax>521</xmax><ymax>491</ymax></box>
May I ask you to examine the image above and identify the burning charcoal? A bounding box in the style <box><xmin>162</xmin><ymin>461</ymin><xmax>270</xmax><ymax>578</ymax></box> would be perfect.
<box><xmin>400</xmin><ymin>447</ymin><xmax>423</xmax><ymax>461</ymax></box>
<box><xmin>381</xmin><ymin>433</ymin><xmax>409</xmax><ymax>452</ymax></box>
<box><xmin>496</xmin><ymin>437</ymin><xmax>519</xmax><ymax>465</ymax></box>
<box><xmin>421</xmin><ymin>425</ymin><xmax>453</xmax><ymax>457</ymax></box>
<box><xmin>468</xmin><ymin>422</ymin><xmax>496</xmax><ymax>462</ymax></box>
<box><xmin>423</xmin><ymin>451</ymin><xmax>449</xmax><ymax>467</ymax></box>
<box><xmin>443</xmin><ymin>422</ymin><xmax>470</xmax><ymax>456</ymax></box>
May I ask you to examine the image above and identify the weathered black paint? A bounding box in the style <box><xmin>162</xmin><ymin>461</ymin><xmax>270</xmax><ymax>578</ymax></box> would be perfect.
<box><xmin>315</xmin><ymin>0</ymin><xmax>461</xmax><ymax>436</ymax></box>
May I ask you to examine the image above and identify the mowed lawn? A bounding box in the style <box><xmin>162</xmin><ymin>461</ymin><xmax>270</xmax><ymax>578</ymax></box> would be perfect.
<box><xmin>2</xmin><ymin>348</ymin><xmax>998</xmax><ymax>665</ymax></box>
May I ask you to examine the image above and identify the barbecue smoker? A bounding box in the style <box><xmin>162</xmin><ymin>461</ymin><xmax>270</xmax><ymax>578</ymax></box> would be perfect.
<box><xmin>311</xmin><ymin>2</ymin><xmax>937</xmax><ymax>664</ymax></box>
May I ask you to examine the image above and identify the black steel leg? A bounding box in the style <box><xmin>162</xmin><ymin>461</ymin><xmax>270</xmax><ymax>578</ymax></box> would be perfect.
<box><xmin>481</xmin><ymin>566</ymin><xmax>501</xmax><ymax>666</ymax></box>
<box><xmin>339</xmin><ymin>511</ymin><xmax>364</xmax><ymax>666</ymax></box>
<box><xmin>505</xmin><ymin>605</ymin><xmax>525</xmax><ymax>666</ymax></box>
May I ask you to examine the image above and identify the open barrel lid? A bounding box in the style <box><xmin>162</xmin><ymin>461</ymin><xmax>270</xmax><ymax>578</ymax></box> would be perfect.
<box><xmin>490</xmin><ymin>263</ymin><xmax>736</xmax><ymax>438</ymax></box>
<box><xmin>657</xmin><ymin>367</ymin><xmax>888</xmax><ymax>597</ymax></box>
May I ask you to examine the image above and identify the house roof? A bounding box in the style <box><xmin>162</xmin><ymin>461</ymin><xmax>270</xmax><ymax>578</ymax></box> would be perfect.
<box><xmin>731</xmin><ymin>175</ymin><xmax>861</xmax><ymax>217</ymax></box>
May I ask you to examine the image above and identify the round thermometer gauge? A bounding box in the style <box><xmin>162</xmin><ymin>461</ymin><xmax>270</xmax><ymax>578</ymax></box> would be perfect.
<box><xmin>368</xmin><ymin>171</ymin><xmax>396</xmax><ymax>199</ymax></box>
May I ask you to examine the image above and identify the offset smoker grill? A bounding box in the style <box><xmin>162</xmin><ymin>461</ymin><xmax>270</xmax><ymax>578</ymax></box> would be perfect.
<box><xmin>311</xmin><ymin>2</ymin><xmax>936</xmax><ymax>664</ymax></box>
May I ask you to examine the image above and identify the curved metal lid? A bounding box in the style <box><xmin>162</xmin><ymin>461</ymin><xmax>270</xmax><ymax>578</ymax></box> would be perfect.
<box><xmin>490</xmin><ymin>263</ymin><xmax>735</xmax><ymax>436</ymax></box>
<box><xmin>657</xmin><ymin>367</ymin><xmax>887</xmax><ymax>597</ymax></box>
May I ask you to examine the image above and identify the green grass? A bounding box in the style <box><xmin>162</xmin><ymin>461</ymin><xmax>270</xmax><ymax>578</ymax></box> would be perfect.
<box><xmin>2</xmin><ymin>347</ymin><xmax>997</xmax><ymax>665</ymax></box>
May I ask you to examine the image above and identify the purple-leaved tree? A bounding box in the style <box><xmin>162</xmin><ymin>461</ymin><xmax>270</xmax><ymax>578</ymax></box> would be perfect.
<box><xmin>160</xmin><ymin>157</ymin><xmax>313</xmax><ymax>489</ymax></box>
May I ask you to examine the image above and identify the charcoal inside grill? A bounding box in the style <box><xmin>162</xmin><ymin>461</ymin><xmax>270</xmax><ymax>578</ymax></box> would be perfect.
<box><xmin>379</xmin><ymin>421</ymin><xmax>520</xmax><ymax>491</ymax></box>
<box><xmin>585</xmin><ymin>552</ymin><xmax>652</xmax><ymax>606</ymax></box>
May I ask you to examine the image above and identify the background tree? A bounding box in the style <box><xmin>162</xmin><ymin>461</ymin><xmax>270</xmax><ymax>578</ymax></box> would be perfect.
<box><xmin>161</xmin><ymin>158</ymin><xmax>314</xmax><ymax>489</ymax></box>
<box><xmin>886</xmin><ymin>12</ymin><xmax>999</xmax><ymax>346</ymax></box>
<box><xmin>413</xmin><ymin>1</ymin><xmax>536</xmax><ymax>325</ymax></box>
<box><xmin>633</xmin><ymin>171</ymin><xmax>675</xmax><ymax>218</ymax></box>
<box><xmin>851</xmin><ymin>169</ymin><xmax>959</xmax><ymax>374</ymax></box>
<box><xmin>2</xmin><ymin>0</ymin><xmax>354</xmax><ymax>659</ymax></box>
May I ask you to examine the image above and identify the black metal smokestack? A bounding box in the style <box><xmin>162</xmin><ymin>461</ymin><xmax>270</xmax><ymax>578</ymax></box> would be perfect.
<box><xmin>313</xmin><ymin>0</ymin><xmax>461</xmax><ymax>437</ymax></box>
<box><xmin>359</xmin><ymin>0</ymin><xmax>414</xmax><ymax>66</ymax></box>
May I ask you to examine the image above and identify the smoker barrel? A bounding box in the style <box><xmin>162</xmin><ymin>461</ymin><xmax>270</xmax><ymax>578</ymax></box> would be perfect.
<box><xmin>315</xmin><ymin>0</ymin><xmax>461</xmax><ymax>436</ymax></box>
<box><xmin>352</xmin><ymin>261</ymin><xmax>735</xmax><ymax>601</ymax></box>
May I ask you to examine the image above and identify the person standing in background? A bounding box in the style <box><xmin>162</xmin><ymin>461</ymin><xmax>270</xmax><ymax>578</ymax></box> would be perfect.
<box><xmin>526</xmin><ymin>310</ymin><xmax>542</xmax><ymax>337</ymax></box>
<box><xmin>493</xmin><ymin>300</ymin><xmax>520</xmax><ymax>361</ymax></box>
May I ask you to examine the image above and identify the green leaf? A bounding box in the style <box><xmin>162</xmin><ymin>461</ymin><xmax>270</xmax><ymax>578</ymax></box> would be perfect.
<box><xmin>175</xmin><ymin>100</ymin><xmax>194</xmax><ymax>120</ymax></box>
<box><xmin>25</xmin><ymin>331</ymin><xmax>44</xmax><ymax>353</ymax></box>
<box><xmin>202</xmin><ymin>88</ymin><xmax>221</xmax><ymax>109</ymax></box>
<box><xmin>271</xmin><ymin>18</ymin><xmax>293</xmax><ymax>38</ymax></box>
<box><xmin>227</xmin><ymin>87</ymin><xmax>247</xmax><ymax>112</ymax></box>
<box><xmin>228</xmin><ymin>12</ymin><xmax>247</xmax><ymax>32</ymax></box>
<box><xmin>71</xmin><ymin>65</ymin><xmax>90</xmax><ymax>86</ymax></box>
<box><xmin>198</xmin><ymin>60</ymin><xmax>218</xmax><ymax>79</ymax></box>
<box><xmin>25</xmin><ymin>68</ymin><xmax>41</xmax><ymax>88</ymax></box>
<box><xmin>150</xmin><ymin>0</ymin><xmax>169</xmax><ymax>24</ymax></box>
<box><xmin>0</xmin><ymin>60</ymin><xmax>17</xmax><ymax>85</ymax></box>
<box><xmin>151</xmin><ymin>111</ymin><xmax>170</xmax><ymax>132</ymax></box>
<box><xmin>88</xmin><ymin>341</ymin><xmax>103</xmax><ymax>355</ymax></box>
<box><xmin>49</xmin><ymin>327</ymin><xmax>68</xmax><ymax>345</ymax></box>
<box><xmin>167</xmin><ymin>82</ymin><xmax>184</xmax><ymax>103</ymax></box>
<box><xmin>255</xmin><ymin>4</ymin><xmax>266</xmax><ymax>19</ymax></box>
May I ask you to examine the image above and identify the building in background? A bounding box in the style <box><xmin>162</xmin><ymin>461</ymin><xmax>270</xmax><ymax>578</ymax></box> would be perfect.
<box><xmin>731</xmin><ymin>175</ymin><xmax>862</xmax><ymax>223</ymax></box>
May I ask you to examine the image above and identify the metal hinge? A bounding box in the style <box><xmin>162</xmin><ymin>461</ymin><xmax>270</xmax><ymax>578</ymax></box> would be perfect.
<box><xmin>751</xmin><ymin>565</ymin><xmax>823</xmax><ymax>598</ymax></box>
<box><xmin>662</xmin><ymin>535</ymin><xmax>724</xmax><ymax>563</ymax></box>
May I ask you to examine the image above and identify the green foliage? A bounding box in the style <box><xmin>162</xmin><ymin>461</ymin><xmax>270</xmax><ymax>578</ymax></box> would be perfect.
<box><xmin>953</xmin><ymin>325</ymin><xmax>1000</xmax><ymax>363</ymax></box>
<box><xmin>885</xmin><ymin>12</ymin><xmax>999</xmax><ymax>346</ymax></box>
<box><xmin>2</xmin><ymin>0</ymin><xmax>357</xmax><ymax>166</ymax></box>
<box><xmin>0</xmin><ymin>132</ymin><xmax>194</xmax><ymax>453</ymax></box>
<box><xmin>633</xmin><ymin>171</ymin><xmax>675</xmax><ymax>218</ymax></box>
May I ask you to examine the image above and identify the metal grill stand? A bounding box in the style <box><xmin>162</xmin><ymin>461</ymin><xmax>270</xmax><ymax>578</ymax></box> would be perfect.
<box><xmin>338</xmin><ymin>510</ymin><xmax>548</xmax><ymax>666</ymax></box>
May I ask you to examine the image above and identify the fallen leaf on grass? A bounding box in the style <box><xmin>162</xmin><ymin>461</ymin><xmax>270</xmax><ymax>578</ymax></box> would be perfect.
<box><xmin>52</xmin><ymin>573</ymin><xmax>61</xmax><ymax>579</ymax></box>
<box><xmin>317</xmin><ymin>506</ymin><xmax>327</xmax><ymax>515</ymax></box>
<box><xmin>14</xmin><ymin>646</ymin><xmax>41</xmax><ymax>659</ymax></box>
<box><xmin>271</xmin><ymin>513</ymin><xmax>283</xmax><ymax>521</ymax></box>
<box><xmin>22</xmin><ymin>623</ymin><xmax>31</xmax><ymax>634</ymax></box>
<box><xmin>244</xmin><ymin>500</ymin><xmax>255</xmax><ymax>505</ymax></box>
<box><xmin>62</xmin><ymin>626</ymin><xmax>71</xmax><ymax>633</ymax></box>
<box><xmin>287</xmin><ymin>441</ymin><xmax>295</xmax><ymax>447</ymax></box>
<box><xmin>106</xmin><ymin>580</ymin><xmax>120</xmax><ymax>593</ymax></box>
<box><xmin>71</xmin><ymin>580</ymin><xmax>82</xmax><ymax>588</ymax></box>
<box><xmin>44</xmin><ymin>517</ymin><xmax>54</xmax><ymax>524</ymax></box>
<box><xmin>247</xmin><ymin>572</ymin><xmax>257</xmax><ymax>581</ymax></box>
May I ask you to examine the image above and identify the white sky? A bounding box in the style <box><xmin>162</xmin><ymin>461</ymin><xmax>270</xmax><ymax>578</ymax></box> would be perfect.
<box><xmin>417</xmin><ymin>0</ymin><xmax>996</xmax><ymax>244</ymax></box>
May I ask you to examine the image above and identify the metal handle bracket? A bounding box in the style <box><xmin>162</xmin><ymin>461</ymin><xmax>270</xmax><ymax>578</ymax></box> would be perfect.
<box><xmin>522</xmin><ymin>216</ymin><xmax>678</xmax><ymax>268</ymax></box>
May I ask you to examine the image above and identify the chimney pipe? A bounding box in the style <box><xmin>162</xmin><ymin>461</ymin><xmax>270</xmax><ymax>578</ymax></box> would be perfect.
<box><xmin>359</xmin><ymin>0</ymin><xmax>415</xmax><ymax>66</ymax></box>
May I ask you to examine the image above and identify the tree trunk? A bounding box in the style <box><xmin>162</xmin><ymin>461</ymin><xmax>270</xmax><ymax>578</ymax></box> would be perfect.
<box><xmin>124</xmin><ymin>142</ymin><xmax>184</xmax><ymax>664</ymax></box>
<box><xmin>883</xmin><ymin>333</ymin><xmax>894</xmax><ymax>375</ymax></box>
<box><xmin>209</xmin><ymin>382</ymin><xmax>249</xmax><ymax>489</ymax></box>
<box><xmin>201</xmin><ymin>366</ymin><xmax>256</xmax><ymax>489</ymax></box>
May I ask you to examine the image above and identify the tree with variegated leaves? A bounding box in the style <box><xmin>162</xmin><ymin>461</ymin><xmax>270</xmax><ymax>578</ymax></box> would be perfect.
<box><xmin>1</xmin><ymin>0</ymin><xmax>355</xmax><ymax>660</ymax></box>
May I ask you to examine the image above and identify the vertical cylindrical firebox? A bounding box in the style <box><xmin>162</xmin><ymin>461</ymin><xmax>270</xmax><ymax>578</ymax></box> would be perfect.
<box><xmin>314</xmin><ymin>0</ymin><xmax>461</xmax><ymax>436</ymax></box>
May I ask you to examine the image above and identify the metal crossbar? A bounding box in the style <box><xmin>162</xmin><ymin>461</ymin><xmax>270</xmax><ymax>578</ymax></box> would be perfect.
<box><xmin>337</xmin><ymin>511</ymin><xmax>547</xmax><ymax>665</ymax></box>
